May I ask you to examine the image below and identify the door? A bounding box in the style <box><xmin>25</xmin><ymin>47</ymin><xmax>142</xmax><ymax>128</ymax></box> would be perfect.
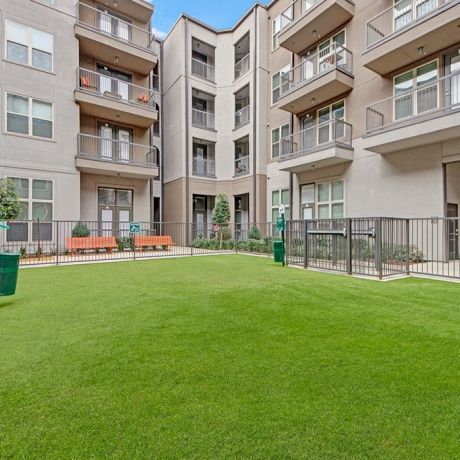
<box><xmin>195</xmin><ymin>145</ymin><xmax>206</xmax><ymax>175</ymax></box>
<box><xmin>100</xmin><ymin>125</ymin><xmax>113</xmax><ymax>159</ymax></box>
<box><xmin>118</xmin><ymin>209</ymin><xmax>130</xmax><ymax>238</ymax></box>
<box><xmin>301</xmin><ymin>116</ymin><xmax>315</xmax><ymax>150</ymax></box>
<box><xmin>98</xmin><ymin>9</ymin><xmax>112</xmax><ymax>34</ymax></box>
<box><xmin>101</xmin><ymin>209</ymin><xmax>113</xmax><ymax>236</ymax></box>
<box><xmin>118</xmin><ymin>129</ymin><xmax>131</xmax><ymax>163</ymax></box>
<box><xmin>445</xmin><ymin>50</ymin><xmax>460</xmax><ymax>108</ymax></box>
<box><xmin>97</xmin><ymin>65</ymin><xmax>131</xmax><ymax>100</ymax></box>
<box><xmin>447</xmin><ymin>203</ymin><xmax>459</xmax><ymax>260</ymax></box>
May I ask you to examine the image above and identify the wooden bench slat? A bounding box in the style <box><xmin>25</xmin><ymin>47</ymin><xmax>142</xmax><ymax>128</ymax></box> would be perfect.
<box><xmin>134</xmin><ymin>235</ymin><xmax>175</xmax><ymax>248</ymax></box>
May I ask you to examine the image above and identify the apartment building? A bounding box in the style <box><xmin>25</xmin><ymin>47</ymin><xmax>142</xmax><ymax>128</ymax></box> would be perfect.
<box><xmin>0</xmin><ymin>0</ymin><xmax>161</xmax><ymax>242</ymax></box>
<box><xmin>162</xmin><ymin>0</ymin><xmax>460</xmax><ymax>227</ymax></box>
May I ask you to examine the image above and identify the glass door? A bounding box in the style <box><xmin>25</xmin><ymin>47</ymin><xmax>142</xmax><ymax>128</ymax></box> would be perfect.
<box><xmin>98</xmin><ymin>9</ymin><xmax>112</xmax><ymax>34</ymax></box>
<box><xmin>99</xmin><ymin>125</ymin><xmax>113</xmax><ymax>159</ymax></box>
<box><xmin>118</xmin><ymin>129</ymin><xmax>131</xmax><ymax>163</ymax></box>
<box><xmin>445</xmin><ymin>49</ymin><xmax>460</xmax><ymax>108</ymax></box>
<box><xmin>317</xmin><ymin>101</ymin><xmax>344</xmax><ymax>145</ymax></box>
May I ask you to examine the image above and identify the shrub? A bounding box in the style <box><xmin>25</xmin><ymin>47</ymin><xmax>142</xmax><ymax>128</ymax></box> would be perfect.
<box><xmin>116</xmin><ymin>237</ymin><xmax>134</xmax><ymax>251</ymax></box>
<box><xmin>72</xmin><ymin>222</ymin><xmax>90</xmax><ymax>237</ymax></box>
<box><xmin>0</xmin><ymin>178</ymin><xmax>21</xmax><ymax>221</ymax></box>
<box><xmin>220</xmin><ymin>226</ymin><xmax>232</xmax><ymax>241</ymax></box>
<box><xmin>248</xmin><ymin>225</ymin><xmax>261</xmax><ymax>240</ymax></box>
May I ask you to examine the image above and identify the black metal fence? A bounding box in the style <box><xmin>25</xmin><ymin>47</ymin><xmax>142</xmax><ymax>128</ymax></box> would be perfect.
<box><xmin>285</xmin><ymin>217</ymin><xmax>460</xmax><ymax>281</ymax></box>
<box><xmin>2</xmin><ymin>218</ymin><xmax>459</xmax><ymax>281</ymax></box>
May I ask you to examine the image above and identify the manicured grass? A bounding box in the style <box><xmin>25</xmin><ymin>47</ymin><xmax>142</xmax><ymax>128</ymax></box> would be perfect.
<box><xmin>0</xmin><ymin>255</ymin><xmax>459</xmax><ymax>459</ymax></box>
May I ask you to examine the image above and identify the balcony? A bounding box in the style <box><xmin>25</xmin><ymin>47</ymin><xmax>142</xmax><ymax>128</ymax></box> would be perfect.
<box><xmin>277</xmin><ymin>119</ymin><xmax>353</xmax><ymax>172</ymax></box>
<box><xmin>278</xmin><ymin>0</ymin><xmax>354</xmax><ymax>54</ymax></box>
<box><xmin>75</xmin><ymin>68</ymin><xmax>158</xmax><ymax>128</ymax></box>
<box><xmin>235</xmin><ymin>106</ymin><xmax>250</xmax><ymax>129</ymax></box>
<box><xmin>75</xmin><ymin>2</ymin><xmax>158</xmax><ymax>74</ymax></box>
<box><xmin>363</xmin><ymin>0</ymin><xmax>460</xmax><ymax>75</ymax></box>
<box><xmin>235</xmin><ymin>54</ymin><xmax>250</xmax><ymax>80</ymax></box>
<box><xmin>191</xmin><ymin>58</ymin><xmax>215</xmax><ymax>82</ymax></box>
<box><xmin>363</xmin><ymin>72</ymin><xmax>460</xmax><ymax>153</ymax></box>
<box><xmin>192</xmin><ymin>109</ymin><xmax>215</xmax><ymax>130</ymax></box>
<box><xmin>76</xmin><ymin>134</ymin><xmax>159</xmax><ymax>179</ymax></box>
<box><xmin>235</xmin><ymin>155</ymin><xmax>250</xmax><ymax>177</ymax></box>
<box><xmin>192</xmin><ymin>157</ymin><xmax>215</xmax><ymax>177</ymax></box>
<box><xmin>278</xmin><ymin>43</ymin><xmax>353</xmax><ymax>114</ymax></box>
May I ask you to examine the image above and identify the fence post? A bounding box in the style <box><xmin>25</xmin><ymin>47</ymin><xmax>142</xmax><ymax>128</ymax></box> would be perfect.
<box><xmin>303</xmin><ymin>220</ymin><xmax>308</xmax><ymax>269</ymax></box>
<box><xmin>56</xmin><ymin>221</ymin><xmax>59</xmax><ymax>266</ymax></box>
<box><xmin>346</xmin><ymin>218</ymin><xmax>352</xmax><ymax>276</ymax></box>
<box><xmin>375</xmin><ymin>217</ymin><xmax>383</xmax><ymax>279</ymax></box>
<box><xmin>405</xmin><ymin>218</ymin><xmax>410</xmax><ymax>275</ymax></box>
<box><xmin>285</xmin><ymin>221</ymin><xmax>289</xmax><ymax>267</ymax></box>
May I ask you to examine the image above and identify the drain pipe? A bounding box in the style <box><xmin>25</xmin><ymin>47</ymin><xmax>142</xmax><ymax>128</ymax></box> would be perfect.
<box><xmin>185</xmin><ymin>18</ymin><xmax>191</xmax><ymax>242</ymax></box>
<box><xmin>252</xmin><ymin>7</ymin><xmax>258</xmax><ymax>225</ymax></box>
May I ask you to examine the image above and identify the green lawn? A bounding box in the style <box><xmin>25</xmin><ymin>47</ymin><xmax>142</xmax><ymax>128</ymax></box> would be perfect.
<box><xmin>0</xmin><ymin>255</ymin><xmax>459</xmax><ymax>459</ymax></box>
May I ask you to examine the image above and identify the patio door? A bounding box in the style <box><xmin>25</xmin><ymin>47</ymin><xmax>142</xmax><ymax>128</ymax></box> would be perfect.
<box><xmin>118</xmin><ymin>129</ymin><xmax>131</xmax><ymax>163</ymax></box>
<box><xmin>317</xmin><ymin>101</ymin><xmax>345</xmax><ymax>145</ymax></box>
<box><xmin>445</xmin><ymin>49</ymin><xmax>460</xmax><ymax>108</ymax></box>
<box><xmin>447</xmin><ymin>203</ymin><xmax>459</xmax><ymax>260</ymax></box>
<box><xmin>101</xmin><ymin>209</ymin><xmax>113</xmax><ymax>236</ymax></box>
<box><xmin>98</xmin><ymin>123</ymin><xmax>133</xmax><ymax>162</ymax></box>
<box><xmin>97</xmin><ymin>65</ymin><xmax>131</xmax><ymax>101</ymax></box>
<box><xmin>100</xmin><ymin>125</ymin><xmax>113</xmax><ymax>159</ymax></box>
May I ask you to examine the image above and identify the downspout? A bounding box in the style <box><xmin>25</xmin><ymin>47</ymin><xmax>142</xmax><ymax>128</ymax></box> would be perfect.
<box><xmin>149</xmin><ymin>61</ymin><xmax>154</xmax><ymax>223</ymax></box>
<box><xmin>289</xmin><ymin>51</ymin><xmax>295</xmax><ymax>222</ymax></box>
<box><xmin>185</xmin><ymin>18</ymin><xmax>190</xmax><ymax>241</ymax></box>
<box><xmin>160</xmin><ymin>40</ymin><xmax>165</xmax><ymax>223</ymax></box>
<box><xmin>252</xmin><ymin>7</ymin><xmax>258</xmax><ymax>224</ymax></box>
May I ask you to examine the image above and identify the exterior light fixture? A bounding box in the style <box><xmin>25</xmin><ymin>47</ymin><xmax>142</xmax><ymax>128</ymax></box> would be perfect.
<box><xmin>418</xmin><ymin>46</ymin><xmax>425</xmax><ymax>56</ymax></box>
<box><xmin>114</xmin><ymin>56</ymin><xmax>119</xmax><ymax>64</ymax></box>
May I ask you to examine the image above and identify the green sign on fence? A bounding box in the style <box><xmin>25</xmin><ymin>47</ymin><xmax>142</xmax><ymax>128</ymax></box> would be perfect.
<box><xmin>129</xmin><ymin>222</ymin><xmax>141</xmax><ymax>234</ymax></box>
<box><xmin>276</xmin><ymin>216</ymin><xmax>285</xmax><ymax>232</ymax></box>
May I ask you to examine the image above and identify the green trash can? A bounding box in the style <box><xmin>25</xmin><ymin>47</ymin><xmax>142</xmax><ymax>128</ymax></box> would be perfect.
<box><xmin>273</xmin><ymin>240</ymin><xmax>284</xmax><ymax>263</ymax></box>
<box><xmin>0</xmin><ymin>253</ymin><xmax>20</xmax><ymax>296</ymax></box>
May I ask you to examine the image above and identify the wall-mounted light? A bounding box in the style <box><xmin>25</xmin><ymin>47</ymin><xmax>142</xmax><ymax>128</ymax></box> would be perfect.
<box><xmin>418</xmin><ymin>46</ymin><xmax>425</xmax><ymax>56</ymax></box>
<box><xmin>114</xmin><ymin>56</ymin><xmax>119</xmax><ymax>64</ymax></box>
<box><xmin>311</xmin><ymin>98</ymin><xmax>316</xmax><ymax>105</ymax></box>
<box><xmin>113</xmin><ymin>0</ymin><xmax>118</xmax><ymax>6</ymax></box>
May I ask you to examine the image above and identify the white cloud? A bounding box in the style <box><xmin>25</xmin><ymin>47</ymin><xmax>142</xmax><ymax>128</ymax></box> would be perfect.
<box><xmin>152</xmin><ymin>27</ymin><xmax>167</xmax><ymax>40</ymax></box>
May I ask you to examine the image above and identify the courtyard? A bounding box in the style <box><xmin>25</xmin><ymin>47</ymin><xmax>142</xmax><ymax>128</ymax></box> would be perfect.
<box><xmin>0</xmin><ymin>255</ymin><xmax>459</xmax><ymax>459</ymax></box>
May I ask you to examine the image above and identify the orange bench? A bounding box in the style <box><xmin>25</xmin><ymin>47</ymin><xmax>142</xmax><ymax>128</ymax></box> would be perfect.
<box><xmin>65</xmin><ymin>237</ymin><xmax>118</xmax><ymax>256</ymax></box>
<box><xmin>134</xmin><ymin>235</ymin><xmax>175</xmax><ymax>250</ymax></box>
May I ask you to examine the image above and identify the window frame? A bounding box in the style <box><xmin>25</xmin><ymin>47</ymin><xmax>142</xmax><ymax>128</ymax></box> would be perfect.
<box><xmin>271</xmin><ymin>123</ymin><xmax>290</xmax><ymax>159</ymax></box>
<box><xmin>5</xmin><ymin>92</ymin><xmax>54</xmax><ymax>140</ymax></box>
<box><xmin>392</xmin><ymin>59</ymin><xmax>439</xmax><ymax>121</ymax></box>
<box><xmin>272</xmin><ymin>5</ymin><xmax>293</xmax><ymax>51</ymax></box>
<box><xmin>271</xmin><ymin>188</ymin><xmax>290</xmax><ymax>222</ymax></box>
<box><xmin>5</xmin><ymin>176</ymin><xmax>54</xmax><ymax>243</ymax></box>
<box><xmin>5</xmin><ymin>19</ymin><xmax>54</xmax><ymax>72</ymax></box>
<box><xmin>316</xmin><ymin>179</ymin><xmax>345</xmax><ymax>219</ymax></box>
<box><xmin>272</xmin><ymin>65</ymin><xmax>290</xmax><ymax>104</ymax></box>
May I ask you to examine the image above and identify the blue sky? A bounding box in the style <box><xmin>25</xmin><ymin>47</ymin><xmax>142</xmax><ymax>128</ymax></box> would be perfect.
<box><xmin>152</xmin><ymin>1</ymin><xmax>267</xmax><ymax>39</ymax></box>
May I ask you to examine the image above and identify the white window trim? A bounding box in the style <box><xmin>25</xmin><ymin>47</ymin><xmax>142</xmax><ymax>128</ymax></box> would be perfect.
<box><xmin>5</xmin><ymin>19</ymin><xmax>54</xmax><ymax>72</ymax></box>
<box><xmin>316</xmin><ymin>178</ymin><xmax>345</xmax><ymax>219</ymax></box>
<box><xmin>392</xmin><ymin>59</ymin><xmax>439</xmax><ymax>121</ymax></box>
<box><xmin>272</xmin><ymin>65</ymin><xmax>290</xmax><ymax>104</ymax></box>
<box><xmin>272</xmin><ymin>5</ymin><xmax>293</xmax><ymax>51</ymax></box>
<box><xmin>5</xmin><ymin>92</ymin><xmax>55</xmax><ymax>140</ymax></box>
<box><xmin>271</xmin><ymin>188</ymin><xmax>290</xmax><ymax>222</ymax></box>
<box><xmin>271</xmin><ymin>123</ymin><xmax>290</xmax><ymax>159</ymax></box>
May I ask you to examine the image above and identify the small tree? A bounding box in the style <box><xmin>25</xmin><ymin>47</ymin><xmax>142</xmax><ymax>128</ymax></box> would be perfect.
<box><xmin>249</xmin><ymin>225</ymin><xmax>261</xmax><ymax>240</ymax></box>
<box><xmin>0</xmin><ymin>178</ymin><xmax>21</xmax><ymax>221</ymax></box>
<box><xmin>212</xmin><ymin>193</ymin><xmax>231</xmax><ymax>248</ymax></box>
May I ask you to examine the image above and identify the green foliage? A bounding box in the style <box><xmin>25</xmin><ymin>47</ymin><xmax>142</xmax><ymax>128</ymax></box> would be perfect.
<box><xmin>71</xmin><ymin>222</ymin><xmax>90</xmax><ymax>238</ymax></box>
<box><xmin>117</xmin><ymin>237</ymin><xmax>134</xmax><ymax>251</ymax></box>
<box><xmin>0</xmin><ymin>178</ymin><xmax>22</xmax><ymax>221</ymax></box>
<box><xmin>191</xmin><ymin>238</ymin><xmax>273</xmax><ymax>254</ymax></box>
<box><xmin>248</xmin><ymin>225</ymin><xmax>261</xmax><ymax>240</ymax></box>
<box><xmin>212</xmin><ymin>194</ymin><xmax>231</xmax><ymax>226</ymax></box>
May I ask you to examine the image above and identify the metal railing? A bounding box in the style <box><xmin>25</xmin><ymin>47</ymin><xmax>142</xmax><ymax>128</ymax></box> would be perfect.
<box><xmin>191</xmin><ymin>58</ymin><xmax>215</xmax><ymax>82</ymax></box>
<box><xmin>192</xmin><ymin>157</ymin><xmax>215</xmax><ymax>177</ymax></box>
<box><xmin>235</xmin><ymin>105</ymin><xmax>250</xmax><ymax>129</ymax></box>
<box><xmin>280</xmin><ymin>43</ymin><xmax>353</xmax><ymax>98</ymax></box>
<box><xmin>366</xmin><ymin>72</ymin><xmax>460</xmax><ymax>133</ymax></box>
<box><xmin>234</xmin><ymin>155</ymin><xmax>250</xmax><ymax>176</ymax></box>
<box><xmin>366</xmin><ymin>0</ymin><xmax>452</xmax><ymax>48</ymax></box>
<box><xmin>235</xmin><ymin>54</ymin><xmax>250</xmax><ymax>80</ymax></box>
<box><xmin>77</xmin><ymin>134</ymin><xmax>158</xmax><ymax>167</ymax></box>
<box><xmin>278</xmin><ymin>119</ymin><xmax>353</xmax><ymax>162</ymax></box>
<box><xmin>77</xmin><ymin>68</ymin><xmax>157</xmax><ymax>109</ymax></box>
<box><xmin>77</xmin><ymin>2</ymin><xmax>157</xmax><ymax>54</ymax></box>
<box><xmin>192</xmin><ymin>108</ymin><xmax>215</xmax><ymax>129</ymax></box>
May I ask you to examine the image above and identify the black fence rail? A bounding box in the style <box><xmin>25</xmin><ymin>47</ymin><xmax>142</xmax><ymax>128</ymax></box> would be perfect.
<box><xmin>1</xmin><ymin>218</ymin><xmax>459</xmax><ymax>281</ymax></box>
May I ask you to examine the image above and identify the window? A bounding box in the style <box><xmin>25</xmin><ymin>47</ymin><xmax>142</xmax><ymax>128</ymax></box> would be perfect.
<box><xmin>394</xmin><ymin>60</ymin><xmax>438</xmax><ymax>120</ymax></box>
<box><xmin>272</xmin><ymin>65</ymin><xmax>290</xmax><ymax>103</ymax></box>
<box><xmin>5</xmin><ymin>94</ymin><xmax>53</xmax><ymax>139</ymax></box>
<box><xmin>271</xmin><ymin>123</ymin><xmax>290</xmax><ymax>158</ymax></box>
<box><xmin>272</xmin><ymin>189</ymin><xmax>290</xmax><ymax>222</ymax></box>
<box><xmin>6</xmin><ymin>178</ymin><xmax>53</xmax><ymax>242</ymax></box>
<box><xmin>5</xmin><ymin>20</ymin><xmax>53</xmax><ymax>71</ymax></box>
<box><xmin>317</xmin><ymin>100</ymin><xmax>345</xmax><ymax>144</ymax></box>
<box><xmin>272</xmin><ymin>6</ymin><xmax>293</xmax><ymax>50</ymax></box>
<box><xmin>317</xmin><ymin>180</ymin><xmax>344</xmax><ymax>219</ymax></box>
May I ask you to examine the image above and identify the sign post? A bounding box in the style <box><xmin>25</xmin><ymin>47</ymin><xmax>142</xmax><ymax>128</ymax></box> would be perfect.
<box><xmin>277</xmin><ymin>205</ymin><xmax>286</xmax><ymax>267</ymax></box>
<box><xmin>129</xmin><ymin>222</ymin><xmax>140</xmax><ymax>260</ymax></box>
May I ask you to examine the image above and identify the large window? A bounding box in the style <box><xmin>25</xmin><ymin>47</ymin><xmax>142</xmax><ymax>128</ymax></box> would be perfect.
<box><xmin>5</xmin><ymin>20</ymin><xmax>53</xmax><ymax>71</ymax></box>
<box><xmin>272</xmin><ymin>6</ymin><xmax>293</xmax><ymax>50</ymax></box>
<box><xmin>317</xmin><ymin>180</ymin><xmax>344</xmax><ymax>219</ymax></box>
<box><xmin>272</xmin><ymin>65</ymin><xmax>290</xmax><ymax>103</ymax></box>
<box><xmin>6</xmin><ymin>177</ymin><xmax>53</xmax><ymax>242</ymax></box>
<box><xmin>394</xmin><ymin>60</ymin><xmax>438</xmax><ymax>120</ymax></box>
<box><xmin>271</xmin><ymin>123</ymin><xmax>290</xmax><ymax>158</ymax></box>
<box><xmin>272</xmin><ymin>189</ymin><xmax>290</xmax><ymax>222</ymax></box>
<box><xmin>6</xmin><ymin>93</ymin><xmax>53</xmax><ymax>139</ymax></box>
